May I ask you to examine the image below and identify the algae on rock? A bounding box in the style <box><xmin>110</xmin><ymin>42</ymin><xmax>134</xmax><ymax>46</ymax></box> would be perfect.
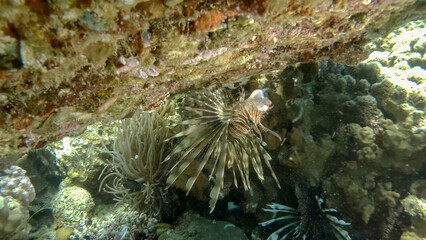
<box><xmin>158</xmin><ymin>212</ymin><xmax>248</xmax><ymax>240</ymax></box>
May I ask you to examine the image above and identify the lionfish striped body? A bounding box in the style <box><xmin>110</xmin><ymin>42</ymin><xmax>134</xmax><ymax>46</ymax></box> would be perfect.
<box><xmin>260</xmin><ymin>184</ymin><xmax>351</xmax><ymax>240</ymax></box>
<box><xmin>164</xmin><ymin>89</ymin><xmax>281</xmax><ymax>213</ymax></box>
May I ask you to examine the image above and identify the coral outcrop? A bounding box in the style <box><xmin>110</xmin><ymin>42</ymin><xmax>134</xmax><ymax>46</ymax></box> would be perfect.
<box><xmin>69</xmin><ymin>205</ymin><xmax>155</xmax><ymax>240</ymax></box>
<box><xmin>265</xmin><ymin>20</ymin><xmax>425</xmax><ymax>239</ymax></box>
<box><xmin>0</xmin><ymin>196</ymin><xmax>31</xmax><ymax>240</ymax></box>
<box><xmin>47</xmin><ymin>122</ymin><xmax>114</xmax><ymax>186</ymax></box>
<box><xmin>49</xmin><ymin>192</ymin><xmax>151</xmax><ymax>239</ymax></box>
<box><xmin>0</xmin><ymin>165</ymin><xmax>35</xmax><ymax>206</ymax></box>
<box><xmin>0</xmin><ymin>165</ymin><xmax>35</xmax><ymax>239</ymax></box>
<box><xmin>401</xmin><ymin>195</ymin><xmax>426</xmax><ymax>239</ymax></box>
<box><xmin>52</xmin><ymin>186</ymin><xmax>95</xmax><ymax>228</ymax></box>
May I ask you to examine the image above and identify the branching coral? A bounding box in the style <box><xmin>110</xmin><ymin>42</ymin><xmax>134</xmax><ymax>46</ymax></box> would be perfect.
<box><xmin>165</xmin><ymin>88</ymin><xmax>281</xmax><ymax>213</ymax></box>
<box><xmin>99</xmin><ymin>109</ymin><xmax>171</xmax><ymax>217</ymax></box>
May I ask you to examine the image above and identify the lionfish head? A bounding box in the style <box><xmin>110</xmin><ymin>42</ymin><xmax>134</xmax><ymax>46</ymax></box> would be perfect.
<box><xmin>228</xmin><ymin>89</ymin><xmax>278</xmax><ymax>142</ymax></box>
<box><xmin>248</xmin><ymin>89</ymin><xmax>272</xmax><ymax>112</ymax></box>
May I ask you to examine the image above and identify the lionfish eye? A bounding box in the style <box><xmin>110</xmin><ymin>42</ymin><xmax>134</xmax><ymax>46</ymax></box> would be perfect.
<box><xmin>248</xmin><ymin>118</ymin><xmax>254</xmax><ymax>125</ymax></box>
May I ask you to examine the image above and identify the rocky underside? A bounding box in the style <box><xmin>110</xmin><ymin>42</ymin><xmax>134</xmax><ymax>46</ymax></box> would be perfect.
<box><xmin>0</xmin><ymin>0</ymin><xmax>425</xmax><ymax>161</ymax></box>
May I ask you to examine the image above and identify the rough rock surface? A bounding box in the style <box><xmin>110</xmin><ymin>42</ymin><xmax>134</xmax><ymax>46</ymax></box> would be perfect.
<box><xmin>0</xmin><ymin>0</ymin><xmax>424</xmax><ymax>160</ymax></box>
<box><xmin>158</xmin><ymin>212</ymin><xmax>248</xmax><ymax>240</ymax></box>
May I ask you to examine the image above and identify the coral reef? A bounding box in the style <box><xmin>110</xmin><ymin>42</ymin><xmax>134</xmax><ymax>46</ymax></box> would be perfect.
<box><xmin>273</xmin><ymin>60</ymin><xmax>386</xmax><ymax>185</ymax></box>
<box><xmin>0</xmin><ymin>0</ymin><xmax>421</xmax><ymax>160</ymax></box>
<box><xmin>0</xmin><ymin>4</ymin><xmax>423</xmax><ymax>239</ymax></box>
<box><xmin>280</xmin><ymin>127</ymin><xmax>335</xmax><ymax>185</ymax></box>
<box><xmin>158</xmin><ymin>212</ymin><xmax>248</xmax><ymax>240</ymax></box>
<box><xmin>165</xmin><ymin>89</ymin><xmax>281</xmax><ymax>212</ymax></box>
<box><xmin>99</xmin><ymin>109</ymin><xmax>171</xmax><ymax>217</ymax></box>
<box><xmin>322</xmin><ymin>161</ymin><xmax>401</xmax><ymax>225</ymax></box>
<box><xmin>0</xmin><ymin>165</ymin><xmax>35</xmax><ymax>239</ymax></box>
<box><xmin>266</xmin><ymin>20</ymin><xmax>425</xmax><ymax>239</ymax></box>
<box><xmin>33</xmin><ymin>201</ymin><xmax>153</xmax><ymax>239</ymax></box>
<box><xmin>0</xmin><ymin>165</ymin><xmax>35</xmax><ymax>206</ymax></box>
<box><xmin>68</xmin><ymin>204</ymin><xmax>153</xmax><ymax>240</ymax></box>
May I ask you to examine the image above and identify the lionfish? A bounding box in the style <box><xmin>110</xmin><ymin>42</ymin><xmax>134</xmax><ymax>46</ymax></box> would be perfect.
<box><xmin>260</xmin><ymin>184</ymin><xmax>351</xmax><ymax>240</ymax></box>
<box><xmin>164</xmin><ymin>88</ymin><xmax>282</xmax><ymax>213</ymax></box>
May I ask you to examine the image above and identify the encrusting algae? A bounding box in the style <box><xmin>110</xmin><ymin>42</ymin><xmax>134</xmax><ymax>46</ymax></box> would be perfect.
<box><xmin>164</xmin><ymin>89</ymin><xmax>282</xmax><ymax>213</ymax></box>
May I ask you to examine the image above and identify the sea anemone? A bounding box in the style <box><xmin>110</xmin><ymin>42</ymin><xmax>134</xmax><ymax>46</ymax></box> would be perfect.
<box><xmin>99</xmin><ymin>109</ymin><xmax>170</xmax><ymax>217</ymax></box>
<box><xmin>164</xmin><ymin>88</ymin><xmax>281</xmax><ymax>213</ymax></box>
<box><xmin>260</xmin><ymin>184</ymin><xmax>351</xmax><ymax>240</ymax></box>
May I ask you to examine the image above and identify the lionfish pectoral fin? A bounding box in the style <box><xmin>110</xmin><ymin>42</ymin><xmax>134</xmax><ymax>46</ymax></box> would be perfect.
<box><xmin>232</xmin><ymin>141</ymin><xmax>250</xmax><ymax>191</ymax></box>
<box><xmin>259</xmin><ymin>147</ymin><xmax>281</xmax><ymax>188</ymax></box>
<box><xmin>329</xmin><ymin>223</ymin><xmax>352</xmax><ymax>240</ymax></box>
<box><xmin>167</xmin><ymin>126</ymin><xmax>217</xmax><ymax>188</ymax></box>
<box><xmin>268</xmin><ymin>221</ymin><xmax>299</xmax><ymax>240</ymax></box>
<box><xmin>260</xmin><ymin>124</ymin><xmax>282</xmax><ymax>143</ymax></box>
<box><xmin>185</xmin><ymin>127</ymin><xmax>224</xmax><ymax>195</ymax></box>
<box><xmin>208</xmin><ymin>132</ymin><xmax>228</xmax><ymax>213</ymax></box>
<box><xmin>184</xmin><ymin>176</ymin><xmax>198</xmax><ymax>194</ymax></box>
<box><xmin>248</xmin><ymin>136</ymin><xmax>265</xmax><ymax>180</ymax></box>
<box><xmin>166</xmin><ymin>158</ymin><xmax>196</xmax><ymax>187</ymax></box>
<box><xmin>259</xmin><ymin>215</ymin><xmax>300</xmax><ymax>227</ymax></box>
<box><xmin>163</xmin><ymin>126</ymin><xmax>207</xmax><ymax>163</ymax></box>
<box><xmin>231</xmin><ymin>168</ymin><xmax>238</xmax><ymax>188</ymax></box>
<box><xmin>166</xmin><ymin>174</ymin><xmax>177</xmax><ymax>188</ymax></box>
<box><xmin>172</xmin><ymin>125</ymin><xmax>200</xmax><ymax>139</ymax></box>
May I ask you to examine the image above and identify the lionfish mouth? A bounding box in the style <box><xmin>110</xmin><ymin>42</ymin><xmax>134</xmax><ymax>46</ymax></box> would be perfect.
<box><xmin>248</xmin><ymin>89</ymin><xmax>272</xmax><ymax>112</ymax></box>
<box><xmin>164</xmin><ymin>88</ymin><xmax>282</xmax><ymax>213</ymax></box>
